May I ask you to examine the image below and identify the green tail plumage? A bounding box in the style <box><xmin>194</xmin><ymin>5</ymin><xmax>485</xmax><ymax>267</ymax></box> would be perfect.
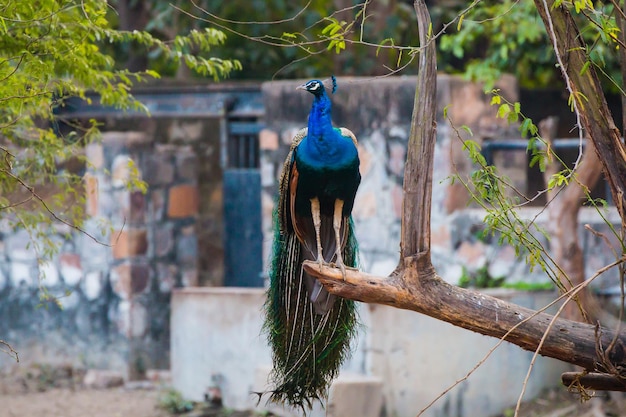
<box><xmin>263</xmin><ymin>213</ymin><xmax>359</xmax><ymax>409</ymax></box>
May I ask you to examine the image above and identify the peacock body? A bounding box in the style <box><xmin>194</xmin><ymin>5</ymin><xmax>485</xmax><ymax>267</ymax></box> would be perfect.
<box><xmin>263</xmin><ymin>78</ymin><xmax>361</xmax><ymax>409</ymax></box>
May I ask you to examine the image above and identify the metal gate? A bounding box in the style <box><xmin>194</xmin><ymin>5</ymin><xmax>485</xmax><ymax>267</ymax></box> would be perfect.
<box><xmin>223</xmin><ymin>119</ymin><xmax>263</xmax><ymax>287</ymax></box>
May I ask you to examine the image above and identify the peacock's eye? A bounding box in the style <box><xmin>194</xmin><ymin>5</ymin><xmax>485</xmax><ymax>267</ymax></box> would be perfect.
<box><xmin>307</xmin><ymin>81</ymin><xmax>320</xmax><ymax>91</ymax></box>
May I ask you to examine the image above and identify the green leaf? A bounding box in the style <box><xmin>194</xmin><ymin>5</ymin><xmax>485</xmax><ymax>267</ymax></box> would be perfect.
<box><xmin>580</xmin><ymin>60</ymin><xmax>591</xmax><ymax>76</ymax></box>
<box><xmin>461</xmin><ymin>125</ymin><xmax>474</xmax><ymax>137</ymax></box>
<box><xmin>497</xmin><ymin>103</ymin><xmax>511</xmax><ymax>119</ymax></box>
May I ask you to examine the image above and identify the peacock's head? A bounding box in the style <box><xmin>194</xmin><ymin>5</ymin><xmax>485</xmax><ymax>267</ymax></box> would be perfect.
<box><xmin>297</xmin><ymin>79</ymin><xmax>326</xmax><ymax>97</ymax></box>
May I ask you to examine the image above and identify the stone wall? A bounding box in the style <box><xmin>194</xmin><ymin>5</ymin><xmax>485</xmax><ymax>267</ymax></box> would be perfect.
<box><xmin>0</xmin><ymin>116</ymin><xmax>222</xmax><ymax>376</ymax></box>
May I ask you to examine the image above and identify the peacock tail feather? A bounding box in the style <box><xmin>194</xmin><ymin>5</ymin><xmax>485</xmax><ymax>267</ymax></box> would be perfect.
<box><xmin>263</xmin><ymin>211</ymin><xmax>359</xmax><ymax>409</ymax></box>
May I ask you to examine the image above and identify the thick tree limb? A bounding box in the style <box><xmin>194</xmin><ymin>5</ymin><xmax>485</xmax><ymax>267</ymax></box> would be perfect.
<box><xmin>304</xmin><ymin>259</ymin><xmax>626</xmax><ymax>372</ymax></box>
<box><xmin>310</xmin><ymin>0</ymin><xmax>626</xmax><ymax>379</ymax></box>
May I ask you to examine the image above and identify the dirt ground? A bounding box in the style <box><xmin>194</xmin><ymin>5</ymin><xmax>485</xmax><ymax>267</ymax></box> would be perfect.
<box><xmin>1</xmin><ymin>364</ymin><xmax>626</xmax><ymax>417</ymax></box>
<box><xmin>0</xmin><ymin>364</ymin><xmax>254</xmax><ymax>417</ymax></box>
<box><xmin>1</xmin><ymin>387</ymin><xmax>168</xmax><ymax>417</ymax></box>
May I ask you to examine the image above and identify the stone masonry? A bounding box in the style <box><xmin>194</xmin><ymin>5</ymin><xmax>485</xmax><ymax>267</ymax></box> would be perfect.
<box><xmin>0</xmin><ymin>116</ymin><xmax>221</xmax><ymax>376</ymax></box>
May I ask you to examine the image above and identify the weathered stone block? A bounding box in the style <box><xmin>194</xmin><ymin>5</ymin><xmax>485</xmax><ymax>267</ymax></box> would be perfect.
<box><xmin>176</xmin><ymin>226</ymin><xmax>198</xmax><ymax>267</ymax></box>
<box><xmin>111</xmin><ymin>188</ymin><xmax>132</xmax><ymax>220</ymax></box>
<box><xmin>111</xmin><ymin>155</ymin><xmax>135</xmax><ymax>188</ymax></box>
<box><xmin>168</xmin><ymin>184</ymin><xmax>199</xmax><ymax>218</ymax></box>
<box><xmin>176</xmin><ymin>149</ymin><xmax>197</xmax><ymax>181</ymax></box>
<box><xmin>112</xmin><ymin>262</ymin><xmax>151</xmax><ymax>299</ymax></box>
<box><xmin>147</xmin><ymin>189</ymin><xmax>166</xmax><ymax>222</ymax></box>
<box><xmin>129</xmin><ymin>302</ymin><xmax>148</xmax><ymax>338</ymax></box>
<box><xmin>143</xmin><ymin>153</ymin><xmax>175</xmax><ymax>186</ymax></box>
<box><xmin>39</xmin><ymin>261</ymin><xmax>60</xmax><ymax>287</ymax></box>
<box><xmin>352</xmin><ymin>190</ymin><xmax>377</xmax><ymax>219</ymax></box>
<box><xmin>259</xmin><ymin>129</ymin><xmax>279</xmax><ymax>150</ymax></box>
<box><xmin>0</xmin><ymin>266</ymin><xmax>6</xmax><ymax>291</ymax></box>
<box><xmin>431</xmin><ymin>224</ymin><xmax>451</xmax><ymax>249</ymax></box>
<box><xmin>153</xmin><ymin>224</ymin><xmax>174</xmax><ymax>257</ymax></box>
<box><xmin>85</xmin><ymin>142</ymin><xmax>104</xmax><ymax>169</ymax></box>
<box><xmin>10</xmin><ymin>262</ymin><xmax>34</xmax><ymax>287</ymax></box>
<box><xmin>111</xmin><ymin>229</ymin><xmax>148</xmax><ymax>259</ymax></box>
<box><xmin>181</xmin><ymin>267</ymin><xmax>198</xmax><ymax>287</ymax></box>
<box><xmin>83</xmin><ymin>271</ymin><xmax>103</xmax><ymax>300</ymax></box>
<box><xmin>129</xmin><ymin>191</ymin><xmax>146</xmax><ymax>223</ymax></box>
<box><xmin>456</xmin><ymin>240</ymin><xmax>488</xmax><ymax>270</ymax></box>
<box><xmin>168</xmin><ymin>120</ymin><xmax>203</xmax><ymax>142</ymax></box>
<box><xmin>60</xmin><ymin>253</ymin><xmax>82</xmax><ymax>286</ymax></box>
<box><xmin>84</xmin><ymin>173</ymin><xmax>99</xmax><ymax>217</ymax></box>
<box><xmin>326</xmin><ymin>374</ymin><xmax>384</xmax><ymax>417</ymax></box>
<box><xmin>156</xmin><ymin>262</ymin><xmax>177</xmax><ymax>293</ymax></box>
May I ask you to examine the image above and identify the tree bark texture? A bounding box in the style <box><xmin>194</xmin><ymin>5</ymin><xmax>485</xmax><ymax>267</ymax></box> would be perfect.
<box><xmin>562</xmin><ymin>372</ymin><xmax>626</xmax><ymax>392</ymax></box>
<box><xmin>309</xmin><ymin>0</ymin><xmax>626</xmax><ymax>380</ymax></box>
<box><xmin>304</xmin><ymin>261</ymin><xmax>626</xmax><ymax>373</ymax></box>
<box><xmin>398</xmin><ymin>0</ymin><xmax>437</xmax><ymax>262</ymax></box>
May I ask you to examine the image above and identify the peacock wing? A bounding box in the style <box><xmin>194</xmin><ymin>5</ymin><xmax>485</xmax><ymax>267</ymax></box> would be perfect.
<box><xmin>338</xmin><ymin>127</ymin><xmax>358</xmax><ymax>146</ymax></box>
<box><xmin>277</xmin><ymin>128</ymin><xmax>307</xmax><ymax>235</ymax></box>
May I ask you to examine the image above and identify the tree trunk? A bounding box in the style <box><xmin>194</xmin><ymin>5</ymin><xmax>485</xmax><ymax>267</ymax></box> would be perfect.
<box><xmin>617</xmin><ymin>1</ymin><xmax>626</xmax><ymax>142</ymax></box>
<box><xmin>398</xmin><ymin>0</ymin><xmax>436</xmax><ymax>263</ymax></box>
<box><xmin>540</xmin><ymin>118</ymin><xmax>602</xmax><ymax>322</ymax></box>
<box><xmin>533</xmin><ymin>0</ymin><xmax>626</xmax><ymax>221</ymax></box>
<box><xmin>116</xmin><ymin>0</ymin><xmax>151</xmax><ymax>72</ymax></box>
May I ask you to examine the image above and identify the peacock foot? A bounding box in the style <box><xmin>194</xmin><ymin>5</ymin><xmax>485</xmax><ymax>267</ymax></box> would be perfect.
<box><xmin>332</xmin><ymin>259</ymin><xmax>347</xmax><ymax>280</ymax></box>
<box><xmin>316</xmin><ymin>255</ymin><xmax>325</xmax><ymax>272</ymax></box>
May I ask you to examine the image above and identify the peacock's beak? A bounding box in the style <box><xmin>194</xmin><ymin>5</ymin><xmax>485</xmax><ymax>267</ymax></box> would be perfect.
<box><xmin>296</xmin><ymin>83</ymin><xmax>307</xmax><ymax>91</ymax></box>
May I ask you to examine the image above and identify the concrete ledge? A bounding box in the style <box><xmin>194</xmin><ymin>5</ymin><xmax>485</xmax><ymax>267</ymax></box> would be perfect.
<box><xmin>172</xmin><ymin>288</ymin><xmax>568</xmax><ymax>416</ymax></box>
<box><xmin>171</xmin><ymin>288</ymin><xmax>269</xmax><ymax>409</ymax></box>
<box><xmin>327</xmin><ymin>374</ymin><xmax>384</xmax><ymax>417</ymax></box>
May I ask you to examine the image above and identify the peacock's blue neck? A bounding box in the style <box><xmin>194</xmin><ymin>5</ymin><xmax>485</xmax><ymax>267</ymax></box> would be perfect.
<box><xmin>307</xmin><ymin>93</ymin><xmax>334</xmax><ymax>140</ymax></box>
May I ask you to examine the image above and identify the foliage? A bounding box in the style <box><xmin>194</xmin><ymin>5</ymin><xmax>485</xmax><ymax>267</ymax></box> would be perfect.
<box><xmin>0</xmin><ymin>1</ymin><xmax>239</xmax><ymax>348</ymax></box>
<box><xmin>458</xmin><ymin>266</ymin><xmax>505</xmax><ymax>289</ymax></box>
<box><xmin>0</xmin><ymin>0</ymin><xmax>239</xmax><ymax>263</ymax></box>
<box><xmin>502</xmin><ymin>281</ymin><xmax>554</xmax><ymax>292</ymax></box>
<box><xmin>148</xmin><ymin>0</ymin><xmax>419</xmax><ymax>79</ymax></box>
<box><xmin>157</xmin><ymin>388</ymin><xmax>194</xmax><ymax>414</ymax></box>
<box><xmin>448</xmin><ymin>84</ymin><xmax>622</xmax><ymax>298</ymax></box>
<box><xmin>439</xmin><ymin>0</ymin><xmax>621</xmax><ymax>91</ymax></box>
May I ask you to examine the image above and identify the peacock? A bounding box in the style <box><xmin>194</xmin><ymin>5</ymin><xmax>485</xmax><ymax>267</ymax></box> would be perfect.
<box><xmin>263</xmin><ymin>77</ymin><xmax>361</xmax><ymax>410</ymax></box>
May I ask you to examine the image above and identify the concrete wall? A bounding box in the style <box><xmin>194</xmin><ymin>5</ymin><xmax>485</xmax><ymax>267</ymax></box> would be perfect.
<box><xmin>171</xmin><ymin>288</ymin><xmax>568</xmax><ymax>417</ymax></box>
